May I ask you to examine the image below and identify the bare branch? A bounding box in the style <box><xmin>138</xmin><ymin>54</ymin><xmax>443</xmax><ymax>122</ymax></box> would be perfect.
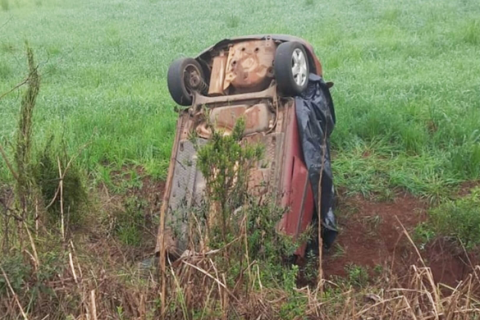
<box><xmin>0</xmin><ymin>78</ymin><xmax>29</xmax><ymax>101</ymax></box>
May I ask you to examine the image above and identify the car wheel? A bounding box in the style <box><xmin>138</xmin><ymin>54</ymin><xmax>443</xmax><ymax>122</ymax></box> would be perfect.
<box><xmin>274</xmin><ymin>42</ymin><xmax>310</xmax><ymax>96</ymax></box>
<box><xmin>167</xmin><ymin>58</ymin><xmax>206</xmax><ymax>106</ymax></box>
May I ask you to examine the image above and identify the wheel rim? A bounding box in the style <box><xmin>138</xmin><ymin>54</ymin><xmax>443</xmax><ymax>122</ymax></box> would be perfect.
<box><xmin>184</xmin><ymin>64</ymin><xmax>202</xmax><ymax>92</ymax></box>
<box><xmin>291</xmin><ymin>48</ymin><xmax>307</xmax><ymax>87</ymax></box>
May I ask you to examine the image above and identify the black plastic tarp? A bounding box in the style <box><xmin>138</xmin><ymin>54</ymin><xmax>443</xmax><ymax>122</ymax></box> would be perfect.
<box><xmin>295</xmin><ymin>73</ymin><xmax>337</xmax><ymax>249</ymax></box>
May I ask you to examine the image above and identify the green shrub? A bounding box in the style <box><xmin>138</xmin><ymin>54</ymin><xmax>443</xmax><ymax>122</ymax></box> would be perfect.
<box><xmin>345</xmin><ymin>264</ymin><xmax>369</xmax><ymax>288</ymax></box>
<box><xmin>196</xmin><ymin>118</ymin><xmax>263</xmax><ymax>248</ymax></box>
<box><xmin>194</xmin><ymin>118</ymin><xmax>306</xmax><ymax>289</ymax></box>
<box><xmin>413</xmin><ymin>222</ymin><xmax>436</xmax><ymax>250</ymax></box>
<box><xmin>430</xmin><ymin>188</ymin><xmax>480</xmax><ymax>249</ymax></box>
<box><xmin>0</xmin><ymin>254</ymin><xmax>31</xmax><ymax>294</ymax></box>
<box><xmin>34</xmin><ymin>137</ymin><xmax>88</xmax><ymax>229</ymax></box>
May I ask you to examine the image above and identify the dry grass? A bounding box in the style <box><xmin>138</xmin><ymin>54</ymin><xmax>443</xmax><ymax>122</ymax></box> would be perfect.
<box><xmin>4</xmin><ymin>150</ymin><xmax>478</xmax><ymax>319</ymax></box>
<box><xmin>159</xmin><ymin>251</ymin><xmax>480</xmax><ymax>320</ymax></box>
<box><xmin>2</xmin><ymin>230</ymin><xmax>479</xmax><ymax>320</ymax></box>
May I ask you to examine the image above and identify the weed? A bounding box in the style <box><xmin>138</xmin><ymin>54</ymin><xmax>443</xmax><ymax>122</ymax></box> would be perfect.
<box><xmin>0</xmin><ymin>253</ymin><xmax>31</xmax><ymax>294</ymax></box>
<box><xmin>34</xmin><ymin>136</ymin><xmax>88</xmax><ymax>229</ymax></box>
<box><xmin>373</xmin><ymin>264</ymin><xmax>383</xmax><ymax>275</ymax></box>
<box><xmin>192</xmin><ymin>119</ymin><xmax>302</xmax><ymax>289</ymax></box>
<box><xmin>345</xmin><ymin>264</ymin><xmax>369</xmax><ymax>288</ymax></box>
<box><xmin>0</xmin><ymin>45</ymin><xmax>41</xmax><ymax>249</ymax></box>
<box><xmin>364</xmin><ymin>214</ymin><xmax>382</xmax><ymax>234</ymax></box>
<box><xmin>302</xmin><ymin>250</ymin><xmax>319</xmax><ymax>282</ymax></box>
<box><xmin>279</xmin><ymin>289</ymin><xmax>309</xmax><ymax>319</ymax></box>
<box><xmin>413</xmin><ymin>222</ymin><xmax>436</xmax><ymax>250</ymax></box>
<box><xmin>14</xmin><ymin>44</ymin><xmax>40</xmax><ymax>221</ymax></box>
<box><xmin>376</xmin><ymin>187</ymin><xmax>395</xmax><ymax>202</ymax></box>
<box><xmin>429</xmin><ymin>187</ymin><xmax>480</xmax><ymax>249</ymax></box>
<box><xmin>332</xmin><ymin>242</ymin><xmax>346</xmax><ymax>259</ymax></box>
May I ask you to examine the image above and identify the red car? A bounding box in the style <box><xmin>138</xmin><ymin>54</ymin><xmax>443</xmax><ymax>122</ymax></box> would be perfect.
<box><xmin>156</xmin><ymin>34</ymin><xmax>337</xmax><ymax>260</ymax></box>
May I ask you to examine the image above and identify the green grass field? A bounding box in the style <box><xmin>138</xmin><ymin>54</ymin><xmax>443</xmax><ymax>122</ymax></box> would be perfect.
<box><xmin>1</xmin><ymin>0</ymin><xmax>480</xmax><ymax>194</ymax></box>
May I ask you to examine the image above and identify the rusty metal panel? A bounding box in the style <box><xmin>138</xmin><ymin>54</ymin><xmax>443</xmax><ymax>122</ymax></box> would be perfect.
<box><xmin>165</xmin><ymin>138</ymin><xmax>207</xmax><ymax>254</ymax></box>
<box><xmin>208</xmin><ymin>51</ymin><xmax>228</xmax><ymax>96</ymax></box>
<box><xmin>224</xmin><ymin>39</ymin><xmax>275</xmax><ymax>92</ymax></box>
<box><xmin>209</xmin><ymin>103</ymin><xmax>274</xmax><ymax>135</ymax></box>
<box><xmin>193</xmin><ymin>84</ymin><xmax>277</xmax><ymax>108</ymax></box>
<box><xmin>196</xmin><ymin>35</ymin><xmax>323</xmax><ymax>76</ymax></box>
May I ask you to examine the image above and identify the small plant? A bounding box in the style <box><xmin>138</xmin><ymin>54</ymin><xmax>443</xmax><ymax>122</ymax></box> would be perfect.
<box><xmin>377</xmin><ymin>187</ymin><xmax>395</xmax><ymax>202</ymax></box>
<box><xmin>196</xmin><ymin>117</ymin><xmax>263</xmax><ymax>249</ymax></box>
<box><xmin>332</xmin><ymin>242</ymin><xmax>346</xmax><ymax>258</ymax></box>
<box><xmin>345</xmin><ymin>264</ymin><xmax>369</xmax><ymax>288</ymax></box>
<box><xmin>373</xmin><ymin>264</ymin><xmax>383</xmax><ymax>275</ymax></box>
<box><xmin>413</xmin><ymin>222</ymin><xmax>436</xmax><ymax>250</ymax></box>
<box><xmin>429</xmin><ymin>187</ymin><xmax>480</xmax><ymax>249</ymax></box>
<box><xmin>302</xmin><ymin>250</ymin><xmax>319</xmax><ymax>282</ymax></box>
<box><xmin>161</xmin><ymin>117</ymin><xmax>311</xmax><ymax>318</ymax></box>
<box><xmin>0</xmin><ymin>44</ymin><xmax>41</xmax><ymax>250</ymax></box>
<box><xmin>34</xmin><ymin>137</ymin><xmax>88</xmax><ymax>229</ymax></box>
<box><xmin>364</xmin><ymin>214</ymin><xmax>382</xmax><ymax>234</ymax></box>
<box><xmin>0</xmin><ymin>253</ymin><xmax>31</xmax><ymax>294</ymax></box>
<box><xmin>14</xmin><ymin>44</ymin><xmax>40</xmax><ymax>222</ymax></box>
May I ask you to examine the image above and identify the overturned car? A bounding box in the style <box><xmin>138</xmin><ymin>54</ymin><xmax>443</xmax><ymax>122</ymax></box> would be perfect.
<box><xmin>156</xmin><ymin>35</ymin><xmax>337</xmax><ymax>260</ymax></box>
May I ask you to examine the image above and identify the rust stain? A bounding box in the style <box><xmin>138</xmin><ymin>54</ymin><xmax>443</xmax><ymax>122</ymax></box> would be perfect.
<box><xmin>224</xmin><ymin>39</ymin><xmax>275</xmax><ymax>93</ymax></box>
<box><xmin>208</xmin><ymin>103</ymin><xmax>273</xmax><ymax>135</ymax></box>
<box><xmin>208</xmin><ymin>50</ymin><xmax>228</xmax><ymax>96</ymax></box>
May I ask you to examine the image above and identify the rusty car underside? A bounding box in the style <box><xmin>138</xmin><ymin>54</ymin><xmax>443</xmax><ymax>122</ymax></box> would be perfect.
<box><xmin>157</xmin><ymin>35</ymin><xmax>337</xmax><ymax>260</ymax></box>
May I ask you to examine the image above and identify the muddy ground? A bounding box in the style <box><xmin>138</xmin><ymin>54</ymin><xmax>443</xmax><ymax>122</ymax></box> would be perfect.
<box><xmin>321</xmin><ymin>189</ymin><xmax>480</xmax><ymax>287</ymax></box>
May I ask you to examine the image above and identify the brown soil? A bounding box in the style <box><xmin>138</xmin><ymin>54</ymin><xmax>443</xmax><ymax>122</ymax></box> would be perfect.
<box><xmin>457</xmin><ymin>180</ymin><xmax>480</xmax><ymax>197</ymax></box>
<box><xmin>322</xmin><ymin>192</ymin><xmax>480</xmax><ymax>287</ymax></box>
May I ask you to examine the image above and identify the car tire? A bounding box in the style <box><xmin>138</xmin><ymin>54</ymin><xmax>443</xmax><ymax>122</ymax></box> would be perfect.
<box><xmin>274</xmin><ymin>42</ymin><xmax>310</xmax><ymax>96</ymax></box>
<box><xmin>167</xmin><ymin>57</ymin><xmax>205</xmax><ymax>106</ymax></box>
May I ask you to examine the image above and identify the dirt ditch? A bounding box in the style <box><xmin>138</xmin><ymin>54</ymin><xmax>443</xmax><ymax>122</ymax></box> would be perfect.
<box><xmin>322</xmin><ymin>192</ymin><xmax>479</xmax><ymax>287</ymax></box>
